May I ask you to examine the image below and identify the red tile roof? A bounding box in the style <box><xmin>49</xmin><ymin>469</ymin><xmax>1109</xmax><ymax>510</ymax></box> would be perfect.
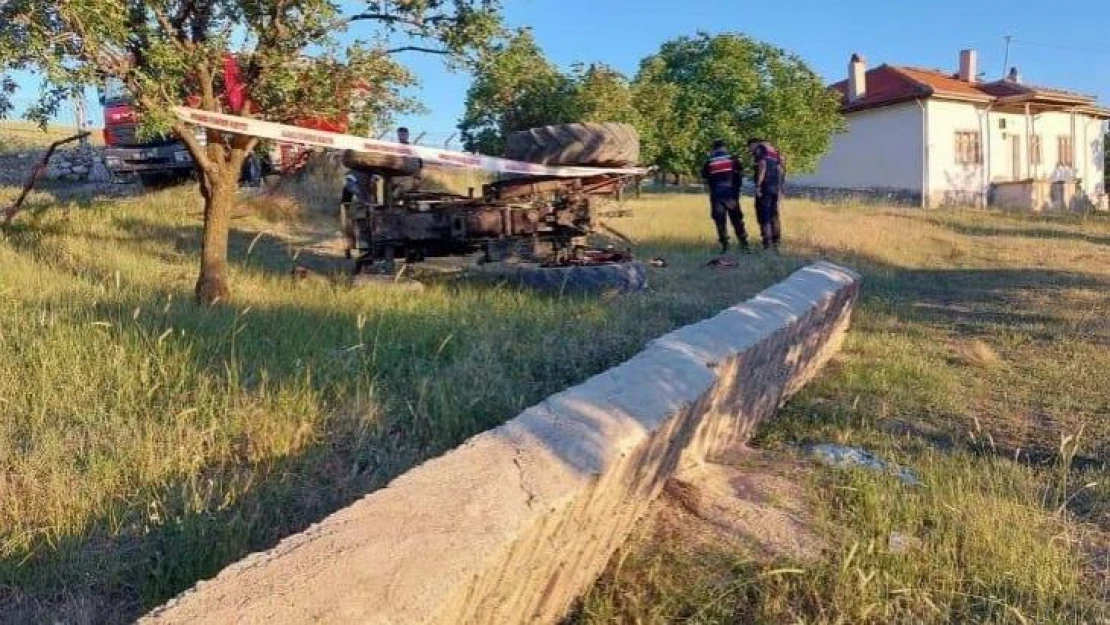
<box><xmin>895</xmin><ymin>67</ymin><xmax>994</xmax><ymax>101</ymax></box>
<box><xmin>831</xmin><ymin>65</ymin><xmax>929</xmax><ymax>112</ymax></box>
<box><xmin>831</xmin><ymin>63</ymin><xmax>1099</xmax><ymax>113</ymax></box>
<box><xmin>977</xmin><ymin>80</ymin><xmax>1095</xmax><ymax>101</ymax></box>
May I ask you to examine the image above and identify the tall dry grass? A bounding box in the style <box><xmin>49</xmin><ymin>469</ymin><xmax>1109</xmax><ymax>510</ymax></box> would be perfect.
<box><xmin>3</xmin><ymin>164</ymin><xmax>1109</xmax><ymax>621</ymax></box>
<box><xmin>576</xmin><ymin>198</ymin><xmax>1110</xmax><ymax>624</ymax></box>
<box><xmin>0</xmin><ymin>180</ymin><xmax>790</xmax><ymax>622</ymax></box>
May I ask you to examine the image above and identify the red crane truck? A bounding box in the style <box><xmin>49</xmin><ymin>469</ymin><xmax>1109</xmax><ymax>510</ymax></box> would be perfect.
<box><xmin>98</xmin><ymin>55</ymin><xmax>357</xmax><ymax>186</ymax></box>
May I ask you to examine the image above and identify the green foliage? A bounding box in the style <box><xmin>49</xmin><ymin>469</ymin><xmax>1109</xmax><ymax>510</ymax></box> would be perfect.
<box><xmin>632</xmin><ymin>32</ymin><xmax>844</xmax><ymax>176</ymax></box>
<box><xmin>0</xmin><ymin>0</ymin><xmax>503</xmax><ymax>139</ymax></box>
<box><xmin>568</xmin><ymin>62</ymin><xmax>642</xmax><ymax>126</ymax></box>
<box><xmin>2</xmin><ymin>0</ymin><xmax>504</xmax><ymax>303</ymax></box>
<box><xmin>459</xmin><ymin>30</ymin><xmax>843</xmax><ymax>171</ymax></box>
<box><xmin>458</xmin><ymin>32</ymin><xmax>642</xmax><ymax>155</ymax></box>
<box><xmin>458</xmin><ymin>30</ymin><xmax>576</xmax><ymax>154</ymax></box>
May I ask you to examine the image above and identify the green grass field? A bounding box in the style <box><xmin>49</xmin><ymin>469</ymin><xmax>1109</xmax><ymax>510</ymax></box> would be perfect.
<box><xmin>0</xmin><ymin>120</ymin><xmax>104</xmax><ymax>153</ymax></box>
<box><xmin>575</xmin><ymin>203</ymin><xmax>1110</xmax><ymax>622</ymax></box>
<box><xmin>0</xmin><ymin>175</ymin><xmax>792</xmax><ymax>622</ymax></box>
<box><xmin>1</xmin><ymin>169</ymin><xmax>1108</xmax><ymax>622</ymax></box>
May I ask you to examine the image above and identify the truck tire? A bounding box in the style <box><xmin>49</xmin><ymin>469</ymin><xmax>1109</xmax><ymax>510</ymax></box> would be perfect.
<box><xmin>504</xmin><ymin>123</ymin><xmax>640</xmax><ymax>167</ymax></box>
<box><xmin>138</xmin><ymin>171</ymin><xmax>190</xmax><ymax>189</ymax></box>
<box><xmin>341</xmin><ymin>150</ymin><xmax>421</xmax><ymax>177</ymax></box>
<box><xmin>484</xmin><ymin>261</ymin><xmax>647</xmax><ymax>295</ymax></box>
<box><xmin>351</xmin><ymin>273</ymin><xmax>426</xmax><ymax>292</ymax></box>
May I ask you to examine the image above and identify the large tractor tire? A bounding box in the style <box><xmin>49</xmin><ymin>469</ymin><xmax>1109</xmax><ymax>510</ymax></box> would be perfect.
<box><xmin>341</xmin><ymin>150</ymin><xmax>421</xmax><ymax>177</ymax></box>
<box><xmin>477</xmin><ymin>261</ymin><xmax>647</xmax><ymax>296</ymax></box>
<box><xmin>504</xmin><ymin>123</ymin><xmax>640</xmax><ymax>167</ymax></box>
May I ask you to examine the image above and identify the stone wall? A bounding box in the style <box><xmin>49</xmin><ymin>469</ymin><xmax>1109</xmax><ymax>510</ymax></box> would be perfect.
<box><xmin>785</xmin><ymin>184</ymin><xmax>924</xmax><ymax>207</ymax></box>
<box><xmin>45</xmin><ymin>145</ymin><xmax>112</xmax><ymax>182</ymax></box>
<box><xmin>141</xmin><ymin>261</ymin><xmax>861</xmax><ymax>625</ymax></box>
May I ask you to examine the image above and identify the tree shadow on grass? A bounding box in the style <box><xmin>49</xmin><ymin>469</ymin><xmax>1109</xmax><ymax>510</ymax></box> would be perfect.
<box><xmin>0</xmin><ymin>215</ymin><xmax>781</xmax><ymax>623</ymax></box>
<box><xmin>0</xmin><ymin>283</ymin><xmax>576</xmax><ymax>623</ymax></box>
<box><xmin>819</xmin><ymin>247</ymin><xmax>1108</xmax><ymax>337</ymax></box>
<box><xmin>929</xmin><ymin>219</ymin><xmax>1110</xmax><ymax>247</ymax></box>
<box><xmin>107</xmin><ymin>213</ymin><xmax>349</xmax><ymax>278</ymax></box>
<box><xmin>0</xmin><ymin>216</ymin><xmax>812</xmax><ymax>623</ymax></box>
<box><xmin>4</xmin><ymin>210</ymin><xmax>1109</xmax><ymax>622</ymax></box>
<box><xmin>759</xmin><ymin>246</ymin><xmax>1110</xmax><ymax>473</ymax></box>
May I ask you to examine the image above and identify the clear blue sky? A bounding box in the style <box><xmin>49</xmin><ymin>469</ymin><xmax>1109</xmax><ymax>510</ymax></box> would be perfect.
<box><xmin>8</xmin><ymin>0</ymin><xmax>1110</xmax><ymax>141</ymax></box>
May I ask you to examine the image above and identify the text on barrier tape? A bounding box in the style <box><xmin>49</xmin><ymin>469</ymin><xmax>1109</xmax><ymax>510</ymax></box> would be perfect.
<box><xmin>172</xmin><ymin>106</ymin><xmax>650</xmax><ymax>178</ymax></box>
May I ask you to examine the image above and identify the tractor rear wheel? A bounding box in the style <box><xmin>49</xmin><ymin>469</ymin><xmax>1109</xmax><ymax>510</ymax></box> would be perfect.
<box><xmin>476</xmin><ymin>261</ymin><xmax>647</xmax><ymax>295</ymax></box>
<box><xmin>504</xmin><ymin>123</ymin><xmax>640</xmax><ymax>168</ymax></box>
<box><xmin>341</xmin><ymin>150</ymin><xmax>421</xmax><ymax>177</ymax></box>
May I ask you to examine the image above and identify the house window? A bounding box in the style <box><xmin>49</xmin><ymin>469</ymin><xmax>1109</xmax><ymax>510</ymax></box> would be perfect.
<box><xmin>1030</xmin><ymin>135</ymin><xmax>1042</xmax><ymax>166</ymax></box>
<box><xmin>955</xmin><ymin>131</ymin><xmax>982</xmax><ymax>165</ymax></box>
<box><xmin>1057</xmin><ymin>135</ymin><xmax>1075</xmax><ymax>167</ymax></box>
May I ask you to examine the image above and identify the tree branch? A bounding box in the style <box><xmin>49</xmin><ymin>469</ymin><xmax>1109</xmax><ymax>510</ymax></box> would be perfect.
<box><xmin>170</xmin><ymin>120</ymin><xmax>217</xmax><ymax>176</ymax></box>
<box><xmin>387</xmin><ymin>45</ymin><xmax>451</xmax><ymax>55</ymax></box>
<box><xmin>341</xmin><ymin>11</ymin><xmax>460</xmax><ymax>34</ymax></box>
<box><xmin>346</xmin><ymin>12</ymin><xmax>424</xmax><ymax>28</ymax></box>
<box><xmin>196</xmin><ymin>61</ymin><xmax>216</xmax><ymax>111</ymax></box>
<box><xmin>151</xmin><ymin>4</ymin><xmax>191</xmax><ymax>50</ymax></box>
<box><xmin>171</xmin><ymin>0</ymin><xmax>198</xmax><ymax>30</ymax></box>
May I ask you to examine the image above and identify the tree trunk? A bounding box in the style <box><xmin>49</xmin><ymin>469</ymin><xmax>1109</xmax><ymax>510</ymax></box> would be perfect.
<box><xmin>194</xmin><ymin>170</ymin><xmax>238</xmax><ymax>305</ymax></box>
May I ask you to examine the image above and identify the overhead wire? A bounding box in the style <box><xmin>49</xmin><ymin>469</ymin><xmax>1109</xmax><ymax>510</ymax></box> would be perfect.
<box><xmin>1008</xmin><ymin>38</ymin><xmax>1110</xmax><ymax>57</ymax></box>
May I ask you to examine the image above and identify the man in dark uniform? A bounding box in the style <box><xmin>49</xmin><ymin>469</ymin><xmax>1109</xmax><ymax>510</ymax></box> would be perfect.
<box><xmin>391</xmin><ymin>126</ymin><xmax>424</xmax><ymax>196</ymax></box>
<box><xmin>700</xmin><ymin>139</ymin><xmax>749</xmax><ymax>254</ymax></box>
<box><xmin>748</xmin><ymin>138</ymin><xmax>785</xmax><ymax>251</ymax></box>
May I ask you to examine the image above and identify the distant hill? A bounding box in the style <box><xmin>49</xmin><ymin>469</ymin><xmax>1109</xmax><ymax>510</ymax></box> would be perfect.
<box><xmin>0</xmin><ymin>120</ymin><xmax>105</xmax><ymax>154</ymax></box>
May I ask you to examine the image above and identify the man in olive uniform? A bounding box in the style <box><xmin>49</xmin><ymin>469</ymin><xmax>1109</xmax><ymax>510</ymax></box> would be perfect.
<box><xmin>748</xmin><ymin>138</ymin><xmax>785</xmax><ymax>251</ymax></box>
<box><xmin>700</xmin><ymin>139</ymin><xmax>749</xmax><ymax>254</ymax></box>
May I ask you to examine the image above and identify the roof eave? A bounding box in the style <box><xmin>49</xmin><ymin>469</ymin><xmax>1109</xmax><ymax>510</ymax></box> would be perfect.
<box><xmin>929</xmin><ymin>91</ymin><xmax>995</xmax><ymax>104</ymax></box>
<box><xmin>998</xmin><ymin>92</ymin><xmax>1095</xmax><ymax>106</ymax></box>
<box><xmin>1076</xmin><ymin>105</ymin><xmax>1110</xmax><ymax>119</ymax></box>
<box><xmin>840</xmin><ymin>94</ymin><xmax>927</xmax><ymax>114</ymax></box>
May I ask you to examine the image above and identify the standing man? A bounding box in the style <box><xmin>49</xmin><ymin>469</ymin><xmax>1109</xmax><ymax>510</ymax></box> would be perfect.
<box><xmin>748</xmin><ymin>138</ymin><xmax>785</xmax><ymax>251</ymax></box>
<box><xmin>391</xmin><ymin>126</ymin><xmax>424</xmax><ymax>196</ymax></box>
<box><xmin>700</xmin><ymin>139</ymin><xmax>749</xmax><ymax>254</ymax></box>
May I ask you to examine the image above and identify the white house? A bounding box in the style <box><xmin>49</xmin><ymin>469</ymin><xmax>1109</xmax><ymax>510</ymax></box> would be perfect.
<box><xmin>794</xmin><ymin>49</ymin><xmax>1110</xmax><ymax>209</ymax></box>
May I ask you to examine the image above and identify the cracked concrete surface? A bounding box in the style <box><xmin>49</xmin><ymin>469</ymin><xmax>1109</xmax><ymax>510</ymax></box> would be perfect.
<box><xmin>140</xmin><ymin>261</ymin><xmax>861</xmax><ymax>625</ymax></box>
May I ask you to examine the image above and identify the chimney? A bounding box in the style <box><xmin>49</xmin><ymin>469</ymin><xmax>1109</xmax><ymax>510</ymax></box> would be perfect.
<box><xmin>1007</xmin><ymin>66</ymin><xmax>1021</xmax><ymax>83</ymax></box>
<box><xmin>959</xmin><ymin>49</ymin><xmax>978</xmax><ymax>83</ymax></box>
<box><xmin>848</xmin><ymin>53</ymin><xmax>867</xmax><ymax>101</ymax></box>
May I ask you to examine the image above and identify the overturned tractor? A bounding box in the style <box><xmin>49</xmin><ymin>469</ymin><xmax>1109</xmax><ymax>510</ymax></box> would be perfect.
<box><xmin>339</xmin><ymin>122</ymin><xmax>648</xmax><ymax>293</ymax></box>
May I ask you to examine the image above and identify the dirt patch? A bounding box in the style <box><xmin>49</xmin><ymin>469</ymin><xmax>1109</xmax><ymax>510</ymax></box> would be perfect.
<box><xmin>655</xmin><ymin>447</ymin><xmax>824</xmax><ymax>561</ymax></box>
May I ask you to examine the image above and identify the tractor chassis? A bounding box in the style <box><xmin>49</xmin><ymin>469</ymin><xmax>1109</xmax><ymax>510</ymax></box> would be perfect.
<box><xmin>341</xmin><ymin>173</ymin><xmax>637</xmax><ymax>276</ymax></box>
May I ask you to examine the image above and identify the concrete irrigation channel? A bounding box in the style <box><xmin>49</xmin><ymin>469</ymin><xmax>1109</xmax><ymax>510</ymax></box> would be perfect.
<box><xmin>141</xmin><ymin>260</ymin><xmax>861</xmax><ymax>625</ymax></box>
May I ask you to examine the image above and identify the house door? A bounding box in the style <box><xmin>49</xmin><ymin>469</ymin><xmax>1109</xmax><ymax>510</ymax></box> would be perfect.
<box><xmin>1008</xmin><ymin>135</ymin><xmax>1022</xmax><ymax>180</ymax></box>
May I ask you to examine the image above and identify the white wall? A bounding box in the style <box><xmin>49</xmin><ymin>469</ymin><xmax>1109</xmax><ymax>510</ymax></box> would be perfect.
<box><xmin>925</xmin><ymin>99</ymin><xmax>986</xmax><ymax>206</ymax></box>
<box><xmin>926</xmin><ymin>99</ymin><xmax>1106</xmax><ymax>206</ymax></box>
<box><xmin>792</xmin><ymin>102</ymin><xmax>923</xmax><ymax>193</ymax></box>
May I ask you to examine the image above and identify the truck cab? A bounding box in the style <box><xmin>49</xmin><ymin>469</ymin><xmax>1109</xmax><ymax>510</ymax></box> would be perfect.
<box><xmin>98</xmin><ymin>58</ymin><xmax>367</xmax><ymax>187</ymax></box>
<box><xmin>99</xmin><ymin>78</ymin><xmax>204</xmax><ymax>185</ymax></box>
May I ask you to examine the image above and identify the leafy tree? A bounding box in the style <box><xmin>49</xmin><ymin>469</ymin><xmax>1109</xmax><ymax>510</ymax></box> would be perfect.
<box><xmin>458</xmin><ymin>29</ymin><xmax>575</xmax><ymax>155</ymax></box>
<box><xmin>567</xmin><ymin>62</ymin><xmax>640</xmax><ymax>126</ymax></box>
<box><xmin>631</xmin><ymin>32</ymin><xmax>844</xmax><ymax>176</ymax></box>
<box><xmin>458</xmin><ymin>35</ymin><xmax>643</xmax><ymax>156</ymax></box>
<box><xmin>1</xmin><ymin>0</ymin><xmax>502</xmax><ymax>304</ymax></box>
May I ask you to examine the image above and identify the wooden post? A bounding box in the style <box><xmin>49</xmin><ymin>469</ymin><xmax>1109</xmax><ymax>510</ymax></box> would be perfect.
<box><xmin>3</xmin><ymin>131</ymin><xmax>90</xmax><ymax>227</ymax></box>
<box><xmin>73</xmin><ymin>95</ymin><xmax>89</xmax><ymax>146</ymax></box>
